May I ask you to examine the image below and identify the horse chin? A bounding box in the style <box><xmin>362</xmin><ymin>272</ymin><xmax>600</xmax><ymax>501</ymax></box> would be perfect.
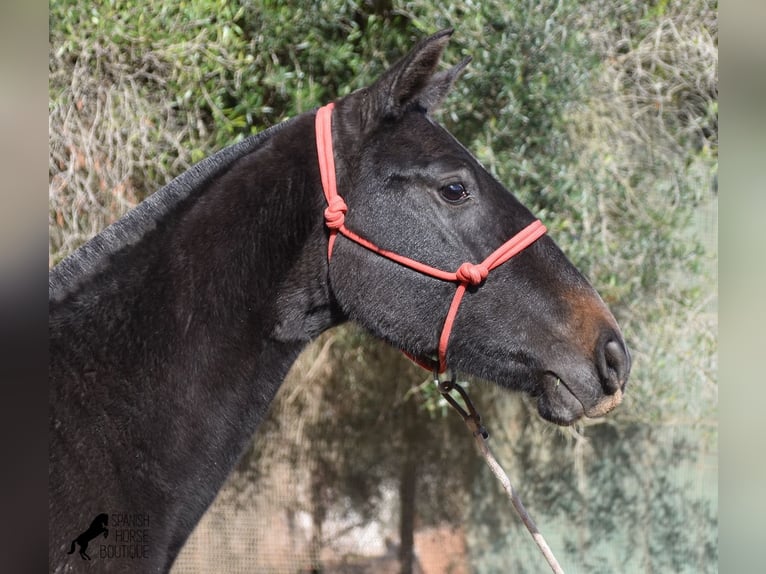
<box><xmin>535</xmin><ymin>372</ymin><xmax>624</xmax><ymax>426</ymax></box>
<box><xmin>535</xmin><ymin>373</ymin><xmax>585</xmax><ymax>426</ymax></box>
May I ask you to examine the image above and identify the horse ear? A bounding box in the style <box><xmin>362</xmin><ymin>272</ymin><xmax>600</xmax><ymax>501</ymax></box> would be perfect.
<box><xmin>368</xmin><ymin>29</ymin><xmax>455</xmax><ymax>120</ymax></box>
<box><xmin>416</xmin><ymin>56</ymin><xmax>471</xmax><ymax>113</ymax></box>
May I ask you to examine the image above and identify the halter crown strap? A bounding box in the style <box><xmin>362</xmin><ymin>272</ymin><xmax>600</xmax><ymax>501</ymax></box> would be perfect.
<box><xmin>315</xmin><ymin>102</ymin><xmax>547</xmax><ymax>373</ymax></box>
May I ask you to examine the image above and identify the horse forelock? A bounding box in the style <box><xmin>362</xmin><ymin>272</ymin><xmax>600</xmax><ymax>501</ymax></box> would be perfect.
<box><xmin>49</xmin><ymin>118</ymin><xmax>298</xmax><ymax>303</ymax></box>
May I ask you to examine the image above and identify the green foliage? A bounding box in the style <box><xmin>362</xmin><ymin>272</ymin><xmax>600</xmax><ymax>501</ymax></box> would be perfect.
<box><xmin>50</xmin><ymin>0</ymin><xmax>415</xmax><ymax>150</ymax></box>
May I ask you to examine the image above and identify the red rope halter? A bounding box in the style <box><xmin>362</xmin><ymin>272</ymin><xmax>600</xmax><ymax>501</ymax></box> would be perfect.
<box><xmin>315</xmin><ymin>102</ymin><xmax>547</xmax><ymax>373</ymax></box>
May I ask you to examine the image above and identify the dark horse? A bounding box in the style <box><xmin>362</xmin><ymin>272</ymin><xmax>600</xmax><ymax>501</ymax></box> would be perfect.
<box><xmin>49</xmin><ymin>30</ymin><xmax>630</xmax><ymax>572</ymax></box>
<box><xmin>67</xmin><ymin>513</ymin><xmax>109</xmax><ymax>560</ymax></box>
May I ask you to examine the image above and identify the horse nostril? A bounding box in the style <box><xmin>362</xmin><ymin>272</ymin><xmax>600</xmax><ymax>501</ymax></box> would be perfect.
<box><xmin>601</xmin><ymin>339</ymin><xmax>630</xmax><ymax>394</ymax></box>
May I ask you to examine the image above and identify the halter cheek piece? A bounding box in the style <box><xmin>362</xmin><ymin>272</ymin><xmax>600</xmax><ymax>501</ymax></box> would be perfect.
<box><xmin>315</xmin><ymin>102</ymin><xmax>547</xmax><ymax>375</ymax></box>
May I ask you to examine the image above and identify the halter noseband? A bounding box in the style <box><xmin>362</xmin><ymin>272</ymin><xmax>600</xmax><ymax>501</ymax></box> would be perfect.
<box><xmin>315</xmin><ymin>102</ymin><xmax>547</xmax><ymax>374</ymax></box>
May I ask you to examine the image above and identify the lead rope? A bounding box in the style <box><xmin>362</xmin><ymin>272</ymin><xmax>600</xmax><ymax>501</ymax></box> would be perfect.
<box><xmin>435</xmin><ymin>371</ymin><xmax>565</xmax><ymax>574</ymax></box>
<box><xmin>317</xmin><ymin>102</ymin><xmax>563</xmax><ymax>573</ymax></box>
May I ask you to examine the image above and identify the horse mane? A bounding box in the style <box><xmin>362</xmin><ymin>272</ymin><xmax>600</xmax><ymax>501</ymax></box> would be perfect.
<box><xmin>49</xmin><ymin>117</ymin><xmax>299</xmax><ymax>303</ymax></box>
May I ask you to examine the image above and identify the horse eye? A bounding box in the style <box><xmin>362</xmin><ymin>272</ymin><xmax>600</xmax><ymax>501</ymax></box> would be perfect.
<box><xmin>439</xmin><ymin>182</ymin><xmax>469</xmax><ymax>204</ymax></box>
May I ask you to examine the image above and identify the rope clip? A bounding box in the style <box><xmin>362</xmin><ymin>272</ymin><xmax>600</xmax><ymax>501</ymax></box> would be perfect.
<box><xmin>434</xmin><ymin>370</ymin><xmax>489</xmax><ymax>440</ymax></box>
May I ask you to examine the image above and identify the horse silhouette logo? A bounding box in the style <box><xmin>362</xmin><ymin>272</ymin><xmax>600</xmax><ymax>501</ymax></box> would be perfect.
<box><xmin>67</xmin><ymin>513</ymin><xmax>109</xmax><ymax>560</ymax></box>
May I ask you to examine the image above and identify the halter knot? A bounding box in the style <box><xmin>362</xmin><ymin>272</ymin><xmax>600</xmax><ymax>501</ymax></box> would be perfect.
<box><xmin>324</xmin><ymin>196</ymin><xmax>347</xmax><ymax>229</ymax></box>
<box><xmin>456</xmin><ymin>262</ymin><xmax>489</xmax><ymax>285</ymax></box>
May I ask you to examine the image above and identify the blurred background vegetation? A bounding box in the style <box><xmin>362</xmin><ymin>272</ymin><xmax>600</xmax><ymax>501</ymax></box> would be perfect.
<box><xmin>49</xmin><ymin>0</ymin><xmax>717</xmax><ymax>572</ymax></box>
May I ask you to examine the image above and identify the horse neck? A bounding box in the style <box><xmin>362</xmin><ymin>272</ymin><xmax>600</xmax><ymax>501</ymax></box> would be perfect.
<box><xmin>49</xmin><ymin>112</ymin><xmax>336</xmax><ymax>538</ymax></box>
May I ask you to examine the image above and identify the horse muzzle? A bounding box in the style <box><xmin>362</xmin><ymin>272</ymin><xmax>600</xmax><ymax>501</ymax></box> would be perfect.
<box><xmin>536</xmin><ymin>330</ymin><xmax>630</xmax><ymax>426</ymax></box>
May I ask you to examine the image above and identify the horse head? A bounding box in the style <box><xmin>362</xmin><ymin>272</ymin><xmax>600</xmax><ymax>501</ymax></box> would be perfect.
<box><xmin>324</xmin><ymin>30</ymin><xmax>630</xmax><ymax>425</ymax></box>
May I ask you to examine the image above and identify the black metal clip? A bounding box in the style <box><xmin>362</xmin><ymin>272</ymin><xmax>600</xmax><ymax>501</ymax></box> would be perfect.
<box><xmin>434</xmin><ymin>370</ymin><xmax>489</xmax><ymax>440</ymax></box>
